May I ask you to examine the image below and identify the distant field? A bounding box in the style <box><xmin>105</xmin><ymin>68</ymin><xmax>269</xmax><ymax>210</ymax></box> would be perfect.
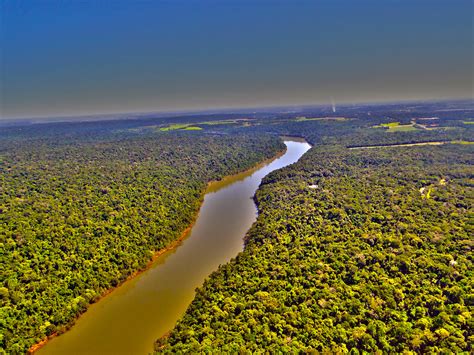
<box><xmin>295</xmin><ymin>116</ymin><xmax>348</xmax><ymax>122</ymax></box>
<box><xmin>451</xmin><ymin>140</ymin><xmax>474</xmax><ymax>145</ymax></box>
<box><xmin>159</xmin><ymin>124</ymin><xmax>202</xmax><ymax>131</ymax></box>
<box><xmin>120</xmin><ymin>119</ymin><xmax>245</xmax><ymax>134</ymax></box>
<box><xmin>199</xmin><ymin>119</ymin><xmax>248</xmax><ymax>126</ymax></box>
<box><xmin>158</xmin><ymin>118</ymin><xmax>252</xmax><ymax>131</ymax></box>
<box><xmin>373</xmin><ymin>122</ymin><xmax>419</xmax><ymax>132</ymax></box>
<box><xmin>388</xmin><ymin>125</ymin><xmax>418</xmax><ymax>132</ymax></box>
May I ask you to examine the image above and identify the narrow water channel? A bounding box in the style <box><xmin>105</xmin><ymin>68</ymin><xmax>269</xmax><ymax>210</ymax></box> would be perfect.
<box><xmin>38</xmin><ymin>138</ymin><xmax>311</xmax><ymax>355</ymax></box>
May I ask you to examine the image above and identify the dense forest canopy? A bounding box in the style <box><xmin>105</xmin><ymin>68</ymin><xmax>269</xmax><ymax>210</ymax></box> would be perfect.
<box><xmin>159</xmin><ymin>143</ymin><xmax>473</xmax><ymax>353</ymax></box>
<box><xmin>0</xmin><ymin>130</ymin><xmax>284</xmax><ymax>353</ymax></box>
<box><xmin>1</xmin><ymin>100</ymin><xmax>473</xmax><ymax>353</ymax></box>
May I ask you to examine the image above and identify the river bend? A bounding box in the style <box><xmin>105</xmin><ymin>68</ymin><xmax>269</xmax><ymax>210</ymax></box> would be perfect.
<box><xmin>39</xmin><ymin>137</ymin><xmax>311</xmax><ymax>354</ymax></box>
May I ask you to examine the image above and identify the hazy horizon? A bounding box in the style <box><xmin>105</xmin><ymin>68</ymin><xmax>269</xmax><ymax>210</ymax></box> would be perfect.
<box><xmin>2</xmin><ymin>97</ymin><xmax>473</xmax><ymax>124</ymax></box>
<box><xmin>1</xmin><ymin>0</ymin><xmax>473</xmax><ymax>119</ymax></box>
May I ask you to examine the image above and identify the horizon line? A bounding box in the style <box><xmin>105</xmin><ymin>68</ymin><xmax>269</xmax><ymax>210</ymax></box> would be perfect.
<box><xmin>1</xmin><ymin>97</ymin><xmax>473</xmax><ymax>124</ymax></box>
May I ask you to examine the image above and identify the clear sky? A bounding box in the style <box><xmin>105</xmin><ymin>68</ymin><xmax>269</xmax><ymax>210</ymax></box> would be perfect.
<box><xmin>1</xmin><ymin>0</ymin><xmax>472</xmax><ymax>119</ymax></box>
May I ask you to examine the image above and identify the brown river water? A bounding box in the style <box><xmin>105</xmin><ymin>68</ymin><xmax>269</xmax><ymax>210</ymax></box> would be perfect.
<box><xmin>38</xmin><ymin>137</ymin><xmax>311</xmax><ymax>355</ymax></box>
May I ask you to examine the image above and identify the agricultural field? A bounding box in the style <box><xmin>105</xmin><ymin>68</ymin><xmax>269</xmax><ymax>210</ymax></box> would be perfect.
<box><xmin>159</xmin><ymin>124</ymin><xmax>202</xmax><ymax>131</ymax></box>
<box><xmin>373</xmin><ymin>122</ymin><xmax>419</xmax><ymax>132</ymax></box>
<box><xmin>295</xmin><ymin>117</ymin><xmax>348</xmax><ymax>122</ymax></box>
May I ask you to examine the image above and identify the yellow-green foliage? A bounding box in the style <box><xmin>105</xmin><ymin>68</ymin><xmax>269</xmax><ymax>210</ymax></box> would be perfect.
<box><xmin>159</xmin><ymin>124</ymin><xmax>201</xmax><ymax>131</ymax></box>
<box><xmin>387</xmin><ymin>124</ymin><xmax>418</xmax><ymax>132</ymax></box>
<box><xmin>381</xmin><ymin>122</ymin><xmax>401</xmax><ymax>127</ymax></box>
<box><xmin>373</xmin><ymin>122</ymin><xmax>419</xmax><ymax>132</ymax></box>
<box><xmin>160</xmin><ymin>119</ymin><xmax>245</xmax><ymax>131</ymax></box>
<box><xmin>451</xmin><ymin>140</ymin><xmax>474</xmax><ymax>145</ymax></box>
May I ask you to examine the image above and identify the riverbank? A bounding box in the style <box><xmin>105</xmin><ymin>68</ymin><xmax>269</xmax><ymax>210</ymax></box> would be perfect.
<box><xmin>29</xmin><ymin>215</ymin><xmax>197</xmax><ymax>354</ymax></box>
<box><xmin>34</xmin><ymin>139</ymin><xmax>308</xmax><ymax>355</ymax></box>
<box><xmin>206</xmin><ymin>147</ymin><xmax>287</xmax><ymax>192</ymax></box>
<box><xmin>29</xmin><ymin>145</ymin><xmax>287</xmax><ymax>354</ymax></box>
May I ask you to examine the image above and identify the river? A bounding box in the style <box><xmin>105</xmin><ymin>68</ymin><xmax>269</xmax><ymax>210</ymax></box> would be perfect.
<box><xmin>38</xmin><ymin>137</ymin><xmax>311</xmax><ymax>355</ymax></box>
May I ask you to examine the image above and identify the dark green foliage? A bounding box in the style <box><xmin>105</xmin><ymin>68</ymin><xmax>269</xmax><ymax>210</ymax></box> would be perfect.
<box><xmin>0</xmin><ymin>132</ymin><xmax>284</xmax><ymax>353</ymax></box>
<box><xmin>160</xmin><ymin>144</ymin><xmax>473</xmax><ymax>353</ymax></box>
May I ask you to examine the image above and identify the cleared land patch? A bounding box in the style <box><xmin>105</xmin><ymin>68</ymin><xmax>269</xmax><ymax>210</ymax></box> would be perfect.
<box><xmin>198</xmin><ymin>119</ymin><xmax>250</xmax><ymax>126</ymax></box>
<box><xmin>372</xmin><ymin>121</ymin><xmax>419</xmax><ymax>132</ymax></box>
<box><xmin>295</xmin><ymin>116</ymin><xmax>348</xmax><ymax>122</ymax></box>
<box><xmin>159</xmin><ymin>124</ymin><xmax>202</xmax><ymax>131</ymax></box>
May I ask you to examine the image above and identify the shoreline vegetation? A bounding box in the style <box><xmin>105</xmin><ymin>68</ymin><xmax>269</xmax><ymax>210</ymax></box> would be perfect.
<box><xmin>2</xmin><ymin>133</ymin><xmax>285</xmax><ymax>353</ymax></box>
<box><xmin>28</xmin><ymin>223</ymin><xmax>195</xmax><ymax>354</ymax></box>
<box><xmin>27</xmin><ymin>142</ymin><xmax>288</xmax><ymax>354</ymax></box>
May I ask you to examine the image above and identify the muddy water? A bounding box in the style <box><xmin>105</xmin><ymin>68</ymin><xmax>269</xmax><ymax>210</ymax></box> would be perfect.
<box><xmin>38</xmin><ymin>138</ymin><xmax>311</xmax><ymax>355</ymax></box>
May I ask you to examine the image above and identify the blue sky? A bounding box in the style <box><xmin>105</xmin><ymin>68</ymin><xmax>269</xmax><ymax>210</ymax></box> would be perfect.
<box><xmin>1</xmin><ymin>0</ymin><xmax>472</xmax><ymax>118</ymax></box>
